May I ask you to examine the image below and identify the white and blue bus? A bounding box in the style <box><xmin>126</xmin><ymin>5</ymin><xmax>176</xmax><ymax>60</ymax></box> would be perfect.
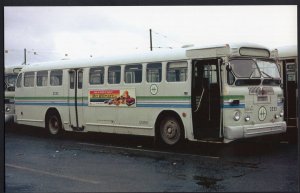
<box><xmin>14</xmin><ymin>43</ymin><xmax>286</xmax><ymax>146</ymax></box>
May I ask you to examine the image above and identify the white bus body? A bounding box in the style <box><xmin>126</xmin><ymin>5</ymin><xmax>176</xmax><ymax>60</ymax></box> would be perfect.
<box><xmin>14</xmin><ymin>43</ymin><xmax>286</xmax><ymax>145</ymax></box>
<box><xmin>5</xmin><ymin>65</ymin><xmax>23</xmax><ymax>124</ymax></box>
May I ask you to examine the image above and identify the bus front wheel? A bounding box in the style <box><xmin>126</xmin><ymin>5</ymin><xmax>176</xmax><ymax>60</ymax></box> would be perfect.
<box><xmin>159</xmin><ymin>116</ymin><xmax>182</xmax><ymax>146</ymax></box>
<box><xmin>46</xmin><ymin>112</ymin><xmax>62</xmax><ymax>136</ymax></box>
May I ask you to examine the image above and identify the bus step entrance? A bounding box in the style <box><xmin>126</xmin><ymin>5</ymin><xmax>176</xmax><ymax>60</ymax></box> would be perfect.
<box><xmin>71</xmin><ymin>125</ymin><xmax>85</xmax><ymax>131</ymax></box>
<box><xmin>196</xmin><ymin>137</ymin><xmax>223</xmax><ymax>143</ymax></box>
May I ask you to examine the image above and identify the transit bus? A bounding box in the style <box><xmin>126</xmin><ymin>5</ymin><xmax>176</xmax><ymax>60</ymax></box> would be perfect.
<box><xmin>275</xmin><ymin>45</ymin><xmax>298</xmax><ymax>142</ymax></box>
<box><xmin>14</xmin><ymin>43</ymin><xmax>286</xmax><ymax>146</ymax></box>
<box><xmin>5</xmin><ymin>65</ymin><xmax>23</xmax><ymax>124</ymax></box>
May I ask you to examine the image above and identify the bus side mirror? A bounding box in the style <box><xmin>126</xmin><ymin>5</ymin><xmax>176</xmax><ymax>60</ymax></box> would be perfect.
<box><xmin>226</xmin><ymin>64</ymin><xmax>232</xmax><ymax>71</ymax></box>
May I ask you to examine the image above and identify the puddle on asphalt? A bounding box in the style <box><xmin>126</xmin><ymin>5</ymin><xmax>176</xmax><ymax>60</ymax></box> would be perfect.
<box><xmin>193</xmin><ymin>175</ymin><xmax>223</xmax><ymax>189</ymax></box>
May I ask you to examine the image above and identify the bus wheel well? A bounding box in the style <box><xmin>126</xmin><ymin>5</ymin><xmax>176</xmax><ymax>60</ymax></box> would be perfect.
<box><xmin>45</xmin><ymin>108</ymin><xmax>64</xmax><ymax>135</ymax></box>
<box><xmin>45</xmin><ymin>108</ymin><xmax>61</xmax><ymax>125</ymax></box>
<box><xmin>155</xmin><ymin>110</ymin><xmax>185</xmax><ymax>141</ymax></box>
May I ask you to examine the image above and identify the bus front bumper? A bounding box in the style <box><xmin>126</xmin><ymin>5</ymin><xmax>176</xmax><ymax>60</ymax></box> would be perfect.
<box><xmin>224</xmin><ymin>121</ymin><xmax>287</xmax><ymax>140</ymax></box>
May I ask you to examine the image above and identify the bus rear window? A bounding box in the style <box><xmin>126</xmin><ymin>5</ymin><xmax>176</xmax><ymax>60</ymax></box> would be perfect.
<box><xmin>167</xmin><ymin>61</ymin><xmax>188</xmax><ymax>82</ymax></box>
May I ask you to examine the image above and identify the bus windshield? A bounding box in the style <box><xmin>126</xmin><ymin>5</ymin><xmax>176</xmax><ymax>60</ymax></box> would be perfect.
<box><xmin>257</xmin><ymin>59</ymin><xmax>281</xmax><ymax>85</ymax></box>
<box><xmin>5</xmin><ymin>74</ymin><xmax>18</xmax><ymax>91</ymax></box>
<box><xmin>229</xmin><ymin>59</ymin><xmax>281</xmax><ymax>86</ymax></box>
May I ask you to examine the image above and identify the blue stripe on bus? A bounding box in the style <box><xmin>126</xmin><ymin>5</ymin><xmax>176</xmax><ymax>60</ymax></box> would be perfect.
<box><xmin>222</xmin><ymin>104</ymin><xmax>245</xmax><ymax>108</ymax></box>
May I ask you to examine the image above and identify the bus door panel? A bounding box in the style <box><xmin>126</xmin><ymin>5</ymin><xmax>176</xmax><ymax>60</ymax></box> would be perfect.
<box><xmin>68</xmin><ymin>69</ymin><xmax>84</xmax><ymax>131</ymax></box>
<box><xmin>192</xmin><ymin>59</ymin><xmax>221</xmax><ymax>139</ymax></box>
<box><xmin>283</xmin><ymin>60</ymin><xmax>298</xmax><ymax>141</ymax></box>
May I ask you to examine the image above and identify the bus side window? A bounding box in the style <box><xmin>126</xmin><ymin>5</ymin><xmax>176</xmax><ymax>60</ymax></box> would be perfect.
<box><xmin>24</xmin><ymin>72</ymin><xmax>35</xmax><ymax>87</ymax></box>
<box><xmin>124</xmin><ymin>64</ymin><xmax>142</xmax><ymax>83</ymax></box>
<box><xmin>89</xmin><ymin>67</ymin><xmax>104</xmax><ymax>85</ymax></box>
<box><xmin>16</xmin><ymin>73</ymin><xmax>23</xmax><ymax>88</ymax></box>
<box><xmin>147</xmin><ymin>63</ymin><xmax>162</xmax><ymax>83</ymax></box>
<box><xmin>37</xmin><ymin>70</ymin><xmax>48</xmax><ymax>86</ymax></box>
<box><xmin>78</xmin><ymin>71</ymin><xmax>83</xmax><ymax>89</ymax></box>
<box><xmin>167</xmin><ymin>61</ymin><xmax>188</xmax><ymax>82</ymax></box>
<box><xmin>108</xmin><ymin>66</ymin><xmax>121</xmax><ymax>84</ymax></box>
<box><xmin>50</xmin><ymin>70</ymin><xmax>63</xmax><ymax>86</ymax></box>
<box><xmin>70</xmin><ymin>71</ymin><xmax>75</xmax><ymax>89</ymax></box>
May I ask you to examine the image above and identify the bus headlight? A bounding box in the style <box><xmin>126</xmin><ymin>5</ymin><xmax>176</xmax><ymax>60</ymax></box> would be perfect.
<box><xmin>274</xmin><ymin>114</ymin><xmax>279</xmax><ymax>119</ymax></box>
<box><xmin>233</xmin><ymin>111</ymin><xmax>240</xmax><ymax>121</ymax></box>
<box><xmin>6</xmin><ymin>106</ymin><xmax>11</xmax><ymax>112</ymax></box>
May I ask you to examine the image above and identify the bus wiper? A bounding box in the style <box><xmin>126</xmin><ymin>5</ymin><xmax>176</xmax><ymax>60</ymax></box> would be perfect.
<box><xmin>249</xmin><ymin>70</ymin><xmax>255</xmax><ymax>79</ymax></box>
<box><xmin>261</xmin><ymin>71</ymin><xmax>274</xmax><ymax>79</ymax></box>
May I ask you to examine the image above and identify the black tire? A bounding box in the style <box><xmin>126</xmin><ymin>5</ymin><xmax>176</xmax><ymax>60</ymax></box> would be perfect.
<box><xmin>46</xmin><ymin>112</ymin><xmax>63</xmax><ymax>136</ymax></box>
<box><xmin>159</xmin><ymin>116</ymin><xmax>183</xmax><ymax>146</ymax></box>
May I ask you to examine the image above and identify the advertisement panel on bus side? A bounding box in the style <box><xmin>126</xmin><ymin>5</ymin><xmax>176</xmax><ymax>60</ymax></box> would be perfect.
<box><xmin>88</xmin><ymin>88</ymin><xmax>136</xmax><ymax>107</ymax></box>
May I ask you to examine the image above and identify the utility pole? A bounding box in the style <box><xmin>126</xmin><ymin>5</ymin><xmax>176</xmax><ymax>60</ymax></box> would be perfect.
<box><xmin>149</xmin><ymin>29</ymin><xmax>153</xmax><ymax>51</ymax></box>
<box><xmin>23</xmin><ymin>48</ymin><xmax>27</xmax><ymax>65</ymax></box>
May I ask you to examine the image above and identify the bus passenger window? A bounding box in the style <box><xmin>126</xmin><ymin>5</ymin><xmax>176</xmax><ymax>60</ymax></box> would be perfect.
<box><xmin>89</xmin><ymin>67</ymin><xmax>104</xmax><ymax>85</ymax></box>
<box><xmin>37</xmin><ymin>71</ymin><xmax>48</xmax><ymax>86</ymax></box>
<box><xmin>24</xmin><ymin>72</ymin><xmax>35</xmax><ymax>87</ymax></box>
<box><xmin>70</xmin><ymin>71</ymin><xmax>75</xmax><ymax>89</ymax></box>
<box><xmin>78</xmin><ymin>71</ymin><xmax>83</xmax><ymax>89</ymax></box>
<box><xmin>147</xmin><ymin>63</ymin><xmax>162</xmax><ymax>83</ymax></box>
<box><xmin>167</xmin><ymin>61</ymin><xmax>188</xmax><ymax>82</ymax></box>
<box><xmin>50</xmin><ymin>70</ymin><xmax>63</xmax><ymax>86</ymax></box>
<box><xmin>16</xmin><ymin>73</ymin><xmax>23</xmax><ymax>88</ymax></box>
<box><xmin>125</xmin><ymin>64</ymin><xmax>142</xmax><ymax>83</ymax></box>
<box><xmin>108</xmin><ymin>66</ymin><xmax>121</xmax><ymax>84</ymax></box>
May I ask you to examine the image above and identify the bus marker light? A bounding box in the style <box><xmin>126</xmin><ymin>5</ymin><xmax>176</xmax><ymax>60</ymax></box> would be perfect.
<box><xmin>182</xmin><ymin>112</ymin><xmax>186</xmax><ymax>117</ymax></box>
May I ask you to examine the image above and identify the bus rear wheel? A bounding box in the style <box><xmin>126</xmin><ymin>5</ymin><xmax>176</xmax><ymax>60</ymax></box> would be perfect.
<box><xmin>159</xmin><ymin>116</ymin><xmax>182</xmax><ymax>146</ymax></box>
<box><xmin>46</xmin><ymin>113</ymin><xmax>62</xmax><ymax>136</ymax></box>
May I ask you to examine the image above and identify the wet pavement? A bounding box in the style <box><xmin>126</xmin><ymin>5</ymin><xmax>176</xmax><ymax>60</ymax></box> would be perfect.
<box><xmin>5</xmin><ymin>125</ymin><xmax>299</xmax><ymax>192</ymax></box>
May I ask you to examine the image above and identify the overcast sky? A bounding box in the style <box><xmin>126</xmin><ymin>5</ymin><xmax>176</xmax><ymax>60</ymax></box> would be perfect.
<box><xmin>4</xmin><ymin>6</ymin><xmax>297</xmax><ymax>66</ymax></box>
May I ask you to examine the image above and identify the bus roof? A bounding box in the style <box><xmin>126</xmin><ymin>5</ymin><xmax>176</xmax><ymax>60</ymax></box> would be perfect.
<box><xmin>5</xmin><ymin>64</ymin><xmax>24</xmax><ymax>74</ymax></box>
<box><xmin>276</xmin><ymin>45</ymin><xmax>297</xmax><ymax>58</ymax></box>
<box><xmin>20</xmin><ymin>42</ymin><xmax>270</xmax><ymax>72</ymax></box>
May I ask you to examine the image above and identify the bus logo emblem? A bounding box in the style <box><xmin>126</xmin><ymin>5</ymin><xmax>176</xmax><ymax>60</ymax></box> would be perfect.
<box><xmin>258</xmin><ymin>106</ymin><xmax>267</xmax><ymax>121</ymax></box>
<box><xmin>150</xmin><ymin>84</ymin><xmax>158</xmax><ymax>95</ymax></box>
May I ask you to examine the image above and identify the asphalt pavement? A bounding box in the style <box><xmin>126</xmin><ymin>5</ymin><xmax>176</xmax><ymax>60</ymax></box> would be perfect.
<box><xmin>5</xmin><ymin>125</ymin><xmax>299</xmax><ymax>192</ymax></box>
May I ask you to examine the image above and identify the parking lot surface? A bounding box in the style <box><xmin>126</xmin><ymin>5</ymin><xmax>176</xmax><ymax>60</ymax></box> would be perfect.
<box><xmin>5</xmin><ymin>126</ymin><xmax>299</xmax><ymax>192</ymax></box>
